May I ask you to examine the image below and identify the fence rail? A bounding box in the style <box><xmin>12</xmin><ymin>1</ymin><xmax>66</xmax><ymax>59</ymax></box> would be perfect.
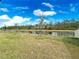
<box><xmin>0</xmin><ymin>30</ymin><xmax>76</xmax><ymax>37</ymax></box>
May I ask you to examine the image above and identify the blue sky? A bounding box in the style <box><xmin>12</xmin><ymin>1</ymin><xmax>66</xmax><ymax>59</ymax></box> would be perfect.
<box><xmin>0</xmin><ymin>0</ymin><xmax>79</xmax><ymax>27</ymax></box>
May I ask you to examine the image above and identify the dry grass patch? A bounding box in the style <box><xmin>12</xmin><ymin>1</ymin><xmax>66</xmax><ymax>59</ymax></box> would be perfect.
<box><xmin>0</xmin><ymin>32</ymin><xmax>78</xmax><ymax>59</ymax></box>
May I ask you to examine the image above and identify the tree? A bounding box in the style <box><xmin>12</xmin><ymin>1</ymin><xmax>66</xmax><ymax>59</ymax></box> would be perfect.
<box><xmin>38</xmin><ymin>15</ymin><xmax>44</xmax><ymax>30</ymax></box>
<box><xmin>15</xmin><ymin>23</ymin><xmax>19</xmax><ymax>30</ymax></box>
<box><xmin>4</xmin><ymin>25</ymin><xmax>7</xmax><ymax>31</ymax></box>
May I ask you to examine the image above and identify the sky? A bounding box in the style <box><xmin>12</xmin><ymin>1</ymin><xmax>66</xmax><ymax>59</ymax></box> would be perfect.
<box><xmin>0</xmin><ymin>0</ymin><xmax>79</xmax><ymax>27</ymax></box>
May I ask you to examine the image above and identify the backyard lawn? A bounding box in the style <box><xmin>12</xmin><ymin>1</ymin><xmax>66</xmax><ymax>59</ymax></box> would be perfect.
<box><xmin>0</xmin><ymin>32</ymin><xmax>79</xmax><ymax>59</ymax></box>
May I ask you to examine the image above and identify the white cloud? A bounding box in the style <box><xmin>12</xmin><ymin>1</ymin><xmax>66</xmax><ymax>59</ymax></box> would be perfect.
<box><xmin>36</xmin><ymin>19</ymin><xmax>49</xmax><ymax>23</ymax></box>
<box><xmin>12</xmin><ymin>16</ymin><xmax>30</xmax><ymax>23</ymax></box>
<box><xmin>33</xmin><ymin>9</ymin><xmax>43</xmax><ymax>16</ymax></box>
<box><xmin>42</xmin><ymin>3</ymin><xmax>54</xmax><ymax>10</ymax></box>
<box><xmin>33</xmin><ymin>9</ymin><xmax>56</xmax><ymax>16</ymax></box>
<box><xmin>5</xmin><ymin>16</ymin><xmax>31</xmax><ymax>26</ymax></box>
<box><xmin>0</xmin><ymin>15</ymin><xmax>11</xmax><ymax>20</ymax></box>
<box><xmin>0</xmin><ymin>2</ymin><xmax>12</xmax><ymax>7</ymax></box>
<box><xmin>70</xmin><ymin>3</ymin><xmax>73</xmax><ymax>7</ymax></box>
<box><xmin>58</xmin><ymin>10</ymin><xmax>68</xmax><ymax>14</ymax></box>
<box><xmin>43</xmin><ymin>11</ymin><xmax>56</xmax><ymax>16</ymax></box>
<box><xmin>13</xmin><ymin>6</ymin><xmax>29</xmax><ymax>10</ymax></box>
<box><xmin>70</xmin><ymin>7</ymin><xmax>75</xmax><ymax>12</ymax></box>
<box><xmin>26</xmin><ymin>18</ymin><xmax>50</xmax><ymax>26</ymax></box>
<box><xmin>42</xmin><ymin>3</ymin><xmax>54</xmax><ymax>8</ymax></box>
<box><xmin>70</xmin><ymin>3</ymin><xmax>76</xmax><ymax>12</ymax></box>
<box><xmin>0</xmin><ymin>16</ymin><xmax>31</xmax><ymax>27</ymax></box>
<box><xmin>0</xmin><ymin>8</ymin><xmax>9</xmax><ymax>12</ymax></box>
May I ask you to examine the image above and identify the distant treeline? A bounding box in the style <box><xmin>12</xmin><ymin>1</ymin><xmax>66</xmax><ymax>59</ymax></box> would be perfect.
<box><xmin>1</xmin><ymin>19</ymin><xmax>79</xmax><ymax>30</ymax></box>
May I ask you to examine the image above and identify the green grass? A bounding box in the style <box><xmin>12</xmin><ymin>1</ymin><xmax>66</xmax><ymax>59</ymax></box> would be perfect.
<box><xmin>0</xmin><ymin>32</ymin><xmax>79</xmax><ymax>59</ymax></box>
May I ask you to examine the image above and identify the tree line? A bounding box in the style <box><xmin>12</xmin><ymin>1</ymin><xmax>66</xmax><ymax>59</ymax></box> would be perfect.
<box><xmin>1</xmin><ymin>19</ymin><xmax>79</xmax><ymax>30</ymax></box>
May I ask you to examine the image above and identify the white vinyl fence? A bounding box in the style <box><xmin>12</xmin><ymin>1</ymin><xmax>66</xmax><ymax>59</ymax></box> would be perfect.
<box><xmin>52</xmin><ymin>31</ymin><xmax>74</xmax><ymax>37</ymax></box>
<box><xmin>74</xmin><ymin>29</ymin><xmax>79</xmax><ymax>38</ymax></box>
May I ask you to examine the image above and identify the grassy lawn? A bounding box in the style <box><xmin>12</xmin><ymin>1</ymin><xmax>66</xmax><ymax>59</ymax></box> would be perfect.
<box><xmin>0</xmin><ymin>32</ymin><xmax>79</xmax><ymax>59</ymax></box>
